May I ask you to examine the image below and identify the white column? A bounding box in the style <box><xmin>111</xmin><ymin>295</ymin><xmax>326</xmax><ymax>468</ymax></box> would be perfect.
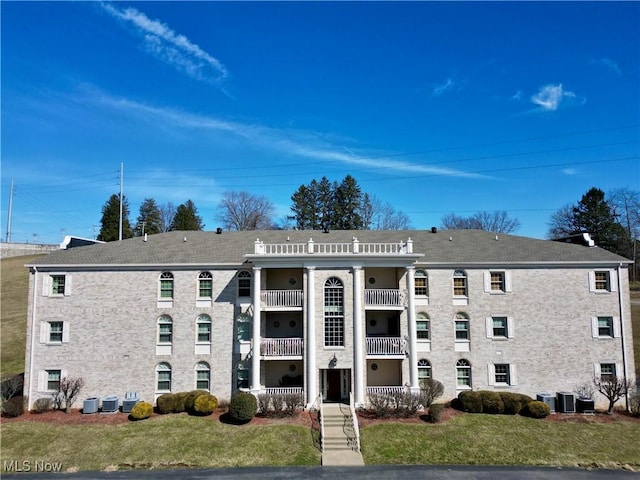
<box><xmin>251</xmin><ymin>267</ymin><xmax>262</xmax><ymax>393</ymax></box>
<box><xmin>406</xmin><ymin>266</ymin><xmax>419</xmax><ymax>390</ymax></box>
<box><xmin>306</xmin><ymin>267</ymin><xmax>317</xmax><ymax>405</ymax></box>
<box><xmin>353</xmin><ymin>266</ymin><xmax>365</xmax><ymax>405</ymax></box>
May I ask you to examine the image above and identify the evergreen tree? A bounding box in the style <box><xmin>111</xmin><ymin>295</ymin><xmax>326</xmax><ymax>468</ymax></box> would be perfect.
<box><xmin>290</xmin><ymin>184</ymin><xmax>319</xmax><ymax>230</ymax></box>
<box><xmin>169</xmin><ymin>199</ymin><xmax>204</xmax><ymax>231</ymax></box>
<box><xmin>333</xmin><ymin>175</ymin><xmax>365</xmax><ymax>229</ymax></box>
<box><xmin>97</xmin><ymin>194</ymin><xmax>133</xmax><ymax>241</ymax></box>
<box><xmin>136</xmin><ymin>198</ymin><xmax>163</xmax><ymax>236</ymax></box>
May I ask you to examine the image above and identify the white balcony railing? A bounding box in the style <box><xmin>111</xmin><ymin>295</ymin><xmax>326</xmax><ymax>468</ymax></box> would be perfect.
<box><xmin>366</xmin><ymin>336</ymin><xmax>407</xmax><ymax>355</ymax></box>
<box><xmin>366</xmin><ymin>386</ymin><xmax>407</xmax><ymax>396</ymax></box>
<box><xmin>261</xmin><ymin>289</ymin><xmax>303</xmax><ymax>308</ymax></box>
<box><xmin>253</xmin><ymin>237</ymin><xmax>414</xmax><ymax>255</ymax></box>
<box><xmin>364</xmin><ymin>288</ymin><xmax>407</xmax><ymax>307</ymax></box>
<box><xmin>260</xmin><ymin>337</ymin><xmax>303</xmax><ymax>357</ymax></box>
<box><xmin>264</xmin><ymin>387</ymin><xmax>304</xmax><ymax>395</ymax></box>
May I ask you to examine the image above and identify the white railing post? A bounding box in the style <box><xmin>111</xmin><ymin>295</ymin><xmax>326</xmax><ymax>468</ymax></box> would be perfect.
<box><xmin>254</xmin><ymin>239</ymin><xmax>264</xmax><ymax>254</ymax></box>
<box><xmin>308</xmin><ymin>238</ymin><xmax>314</xmax><ymax>254</ymax></box>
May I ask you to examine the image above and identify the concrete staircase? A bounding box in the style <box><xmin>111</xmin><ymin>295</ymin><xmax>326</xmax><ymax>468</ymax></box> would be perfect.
<box><xmin>321</xmin><ymin>403</ymin><xmax>364</xmax><ymax>466</ymax></box>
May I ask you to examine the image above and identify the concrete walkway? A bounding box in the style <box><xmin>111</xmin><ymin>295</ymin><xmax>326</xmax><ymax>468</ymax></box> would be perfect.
<box><xmin>321</xmin><ymin>403</ymin><xmax>365</xmax><ymax>466</ymax></box>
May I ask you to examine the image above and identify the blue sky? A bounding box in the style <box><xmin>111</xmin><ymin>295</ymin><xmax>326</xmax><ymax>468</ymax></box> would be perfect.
<box><xmin>2</xmin><ymin>1</ymin><xmax>639</xmax><ymax>245</ymax></box>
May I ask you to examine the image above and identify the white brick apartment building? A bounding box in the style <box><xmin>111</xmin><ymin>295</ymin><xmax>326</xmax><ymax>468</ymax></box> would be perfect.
<box><xmin>23</xmin><ymin>229</ymin><xmax>635</xmax><ymax>411</ymax></box>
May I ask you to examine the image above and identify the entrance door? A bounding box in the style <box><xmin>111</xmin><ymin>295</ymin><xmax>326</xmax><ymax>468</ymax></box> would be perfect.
<box><xmin>326</xmin><ymin>369</ymin><xmax>341</xmax><ymax>402</ymax></box>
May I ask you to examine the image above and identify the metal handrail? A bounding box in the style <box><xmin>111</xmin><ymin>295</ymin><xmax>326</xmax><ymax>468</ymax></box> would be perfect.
<box><xmin>349</xmin><ymin>392</ymin><xmax>361</xmax><ymax>453</ymax></box>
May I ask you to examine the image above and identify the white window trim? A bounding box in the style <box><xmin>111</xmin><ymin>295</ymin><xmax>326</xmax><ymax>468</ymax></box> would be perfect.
<box><xmin>593</xmin><ymin>362</ymin><xmax>622</xmax><ymax>378</ymax></box>
<box><xmin>488</xmin><ymin>363</ymin><xmax>517</xmax><ymax>386</ymax></box>
<box><xmin>39</xmin><ymin>321</ymin><xmax>70</xmax><ymax>344</ymax></box>
<box><xmin>483</xmin><ymin>271</ymin><xmax>512</xmax><ymax>294</ymax></box>
<box><xmin>590</xmin><ymin>316</ymin><xmax>620</xmax><ymax>339</ymax></box>
<box><xmin>588</xmin><ymin>270</ymin><xmax>617</xmax><ymax>293</ymax></box>
<box><xmin>42</xmin><ymin>273</ymin><xmax>72</xmax><ymax>297</ymax></box>
<box><xmin>38</xmin><ymin>368</ymin><xmax>67</xmax><ymax>392</ymax></box>
<box><xmin>485</xmin><ymin>316</ymin><xmax>514</xmax><ymax>339</ymax></box>
<box><xmin>195</xmin><ymin>315</ymin><xmax>212</xmax><ymax>345</ymax></box>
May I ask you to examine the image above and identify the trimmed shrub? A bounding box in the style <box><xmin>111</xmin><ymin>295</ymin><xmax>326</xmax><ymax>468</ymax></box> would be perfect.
<box><xmin>229</xmin><ymin>392</ymin><xmax>257</xmax><ymax>423</ymax></box>
<box><xmin>480</xmin><ymin>391</ymin><xmax>504</xmax><ymax>414</ymax></box>
<box><xmin>458</xmin><ymin>391</ymin><xmax>483</xmax><ymax>413</ymax></box>
<box><xmin>193</xmin><ymin>394</ymin><xmax>218</xmax><ymax>416</ymax></box>
<box><xmin>156</xmin><ymin>393</ymin><xmax>175</xmax><ymax>414</ymax></box>
<box><xmin>130</xmin><ymin>401</ymin><xmax>153</xmax><ymax>421</ymax></box>
<box><xmin>185</xmin><ymin>390</ymin><xmax>209</xmax><ymax>412</ymax></box>
<box><xmin>33</xmin><ymin>397</ymin><xmax>53</xmax><ymax>414</ymax></box>
<box><xmin>271</xmin><ymin>393</ymin><xmax>285</xmax><ymax>416</ymax></box>
<box><xmin>515</xmin><ymin>393</ymin><xmax>534</xmax><ymax>406</ymax></box>
<box><xmin>428</xmin><ymin>403</ymin><xmax>445</xmax><ymax>423</ymax></box>
<box><xmin>173</xmin><ymin>392</ymin><xmax>190</xmax><ymax>413</ymax></box>
<box><xmin>420</xmin><ymin>379</ymin><xmax>445</xmax><ymax>408</ymax></box>
<box><xmin>257</xmin><ymin>393</ymin><xmax>271</xmax><ymax>415</ymax></box>
<box><xmin>499</xmin><ymin>392</ymin><xmax>523</xmax><ymax>415</ymax></box>
<box><xmin>523</xmin><ymin>400</ymin><xmax>551</xmax><ymax>419</ymax></box>
<box><xmin>2</xmin><ymin>396</ymin><xmax>24</xmax><ymax>418</ymax></box>
<box><xmin>283</xmin><ymin>392</ymin><xmax>304</xmax><ymax>416</ymax></box>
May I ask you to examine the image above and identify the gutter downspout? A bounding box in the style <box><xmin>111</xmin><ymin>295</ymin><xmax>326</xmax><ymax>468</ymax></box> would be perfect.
<box><xmin>617</xmin><ymin>263</ymin><xmax>631</xmax><ymax>412</ymax></box>
<box><xmin>27</xmin><ymin>267</ymin><xmax>38</xmax><ymax>410</ymax></box>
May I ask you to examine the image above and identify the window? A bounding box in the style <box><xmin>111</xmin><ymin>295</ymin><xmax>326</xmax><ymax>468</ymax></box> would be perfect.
<box><xmin>238</xmin><ymin>271</ymin><xmax>252</xmax><ymax>297</ymax></box>
<box><xmin>156</xmin><ymin>363</ymin><xmax>171</xmax><ymax>391</ymax></box>
<box><xmin>589</xmin><ymin>270</ymin><xmax>616</xmax><ymax>293</ymax></box>
<box><xmin>453</xmin><ymin>270</ymin><xmax>467</xmax><ymax>297</ymax></box>
<box><xmin>158</xmin><ymin>315</ymin><xmax>173</xmax><ymax>344</ymax></box>
<box><xmin>415</xmin><ymin>270</ymin><xmax>428</xmax><ymax>296</ymax></box>
<box><xmin>51</xmin><ymin>275</ymin><xmax>66</xmax><ymax>295</ymax></box>
<box><xmin>418</xmin><ymin>359</ymin><xmax>432</xmax><ymax>381</ymax></box>
<box><xmin>159</xmin><ymin>272</ymin><xmax>174</xmax><ymax>299</ymax></box>
<box><xmin>196</xmin><ymin>314</ymin><xmax>212</xmax><ymax>343</ymax></box>
<box><xmin>237</xmin><ymin>362</ymin><xmax>249</xmax><ymax>389</ymax></box>
<box><xmin>49</xmin><ymin>321</ymin><xmax>63</xmax><ymax>342</ymax></box>
<box><xmin>591</xmin><ymin>316</ymin><xmax>619</xmax><ymax>338</ymax></box>
<box><xmin>494</xmin><ymin>364</ymin><xmax>510</xmax><ymax>384</ymax></box>
<box><xmin>237</xmin><ymin>314</ymin><xmax>251</xmax><ymax>341</ymax></box>
<box><xmin>487</xmin><ymin>316</ymin><xmax>514</xmax><ymax>339</ymax></box>
<box><xmin>492</xmin><ymin>317</ymin><xmax>507</xmax><ymax>338</ymax></box>
<box><xmin>600</xmin><ymin>363</ymin><xmax>616</xmax><ymax>379</ymax></box>
<box><xmin>490</xmin><ymin>272</ymin><xmax>505</xmax><ymax>292</ymax></box>
<box><xmin>456</xmin><ymin>359</ymin><xmax>471</xmax><ymax>388</ymax></box>
<box><xmin>455</xmin><ymin>312</ymin><xmax>470</xmax><ymax>340</ymax></box>
<box><xmin>195</xmin><ymin>362</ymin><xmax>210</xmax><ymax>390</ymax></box>
<box><xmin>46</xmin><ymin>369</ymin><xmax>61</xmax><ymax>391</ymax></box>
<box><xmin>416</xmin><ymin>312</ymin><xmax>430</xmax><ymax>340</ymax></box>
<box><xmin>324</xmin><ymin>277</ymin><xmax>344</xmax><ymax>347</ymax></box>
<box><xmin>198</xmin><ymin>272</ymin><xmax>213</xmax><ymax>298</ymax></box>
<box><xmin>598</xmin><ymin>317</ymin><xmax>613</xmax><ymax>337</ymax></box>
<box><xmin>595</xmin><ymin>271</ymin><xmax>609</xmax><ymax>291</ymax></box>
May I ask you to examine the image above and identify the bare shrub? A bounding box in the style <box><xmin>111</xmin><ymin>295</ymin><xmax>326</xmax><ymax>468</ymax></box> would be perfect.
<box><xmin>1</xmin><ymin>374</ymin><xmax>23</xmax><ymax>402</ymax></box>
<box><xmin>257</xmin><ymin>393</ymin><xmax>271</xmax><ymax>415</ymax></box>
<box><xmin>33</xmin><ymin>397</ymin><xmax>53</xmax><ymax>414</ymax></box>
<box><xmin>283</xmin><ymin>392</ymin><xmax>304</xmax><ymax>416</ymax></box>
<box><xmin>271</xmin><ymin>393</ymin><xmax>285</xmax><ymax>416</ymax></box>
<box><xmin>419</xmin><ymin>379</ymin><xmax>444</xmax><ymax>408</ymax></box>
<box><xmin>54</xmin><ymin>377</ymin><xmax>86</xmax><ymax>413</ymax></box>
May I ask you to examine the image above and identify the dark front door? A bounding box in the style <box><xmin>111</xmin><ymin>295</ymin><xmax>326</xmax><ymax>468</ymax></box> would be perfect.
<box><xmin>326</xmin><ymin>369</ymin><xmax>341</xmax><ymax>401</ymax></box>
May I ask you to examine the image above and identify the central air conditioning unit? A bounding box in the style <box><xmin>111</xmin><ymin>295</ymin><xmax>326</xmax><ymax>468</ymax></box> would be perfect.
<box><xmin>556</xmin><ymin>392</ymin><xmax>576</xmax><ymax>413</ymax></box>
<box><xmin>102</xmin><ymin>395</ymin><xmax>119</xmax><ymax>413</ymax></box>
<box><xmin>536</xmin><ymin>392</ymin><xmax>556</xmax><ymax>413</ymax></box>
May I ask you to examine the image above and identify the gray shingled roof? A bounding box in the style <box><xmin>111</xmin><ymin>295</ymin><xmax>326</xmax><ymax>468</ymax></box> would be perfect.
<box><xmin>28</xmin><ymin>229</ymin><xmax>630</xmax><ymax>268</ymax></box>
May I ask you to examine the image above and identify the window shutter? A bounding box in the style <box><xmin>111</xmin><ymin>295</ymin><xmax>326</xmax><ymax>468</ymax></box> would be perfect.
<box><xmin>609</xmin><ymin>271</ymin><xmax>618</xmax><ymax>292</ymax></box>
<box><xmin>510</xmin><ymin>365</ymin><xmax>517</xmax><ymax>386</ymax></box>
<box><xmin>42</xmin><ymin>276</ymin><xmax>50</xmax><ymax>297</ymax></box>
<box><xmin>615</xmin><ymin>364</ymin><xmax>623</xmax><ymax>378</ymax></box>
<box><xmin>505</xmin><ymin>272</ymin><xmax>513</xmax><ymax>292</ymax></box>
<box><xmin>483</xmin><ymin>272</ymin><xmax>491</xmax><ymax>293</ymax></box>
<box><xmin>38</xmin><ymin>371</ymin><xmax>45</xmax><ymax>391</ymax></box>
<box><xmin>593</xmin><ymin>363</ymin><xmax>601</xmax><ymax>378</ymax></box>
<box><xmin>588</xmin><ymin>271</ymin><xmax>596</xmax><ymax>292</ymax></box>
<box><xmin>61</xmin><ymin>369</ymin><xmax>68</xmax><ymax>380</ymax></box>
<box><xmin>62</xmin><ymin>321</ymin><xmax>70</xmax><ymax>343</ymax></box>
<box><xmin>64</xmin><ymin>275</ymin><xmax>72</xmax><ymax>296</ymax></box>
<box><xmin>507</xmin><ymin>317</ymin><xmax>515</xmax><ymax>338</ymax></box>
<box><xmin>612</xmin><ymin>317</ymin><xmax>621</xmax><ymax>338</ymax></box>
<box><xmin>487</xmin><ymin>364</ymin><xmax>495</xmax><ymax>385</ymax></box>
<box><xmin>40</xmin><ymin>322</ymin><xmax>48</xmax><ymax>344</ymax></box>
<box><xmin>590</xmin><ymin>317</ymin><xmax>599</xmax><ymax>338</ymax></box>
<box><xmin>485</xmin><ymin>317</ymin><xmax>493</xmax><ymax>338</ymax></box>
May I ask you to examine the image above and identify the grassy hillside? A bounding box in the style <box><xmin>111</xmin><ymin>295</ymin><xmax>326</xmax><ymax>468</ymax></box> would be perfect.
<box><xmin>1</xmin><ymin>254</ymin><xmax>43</xmax><ymax>375</ymax></box>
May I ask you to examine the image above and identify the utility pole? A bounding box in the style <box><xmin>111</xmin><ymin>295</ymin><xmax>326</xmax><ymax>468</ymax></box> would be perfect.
<box><xmin>118</xmin><ymin>163</ymin><xmax>124</xmax><ymax>241</ymax></box>
<box><xmin>5</xmin><ymin>179</ymin><xmax>14</xmax><ymax>243</ymax></box>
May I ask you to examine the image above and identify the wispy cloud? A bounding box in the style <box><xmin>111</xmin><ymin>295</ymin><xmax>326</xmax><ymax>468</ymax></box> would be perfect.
<box><xmin>431</xmin><ymin>77</ymin><xmax>464</xmax><ymax>97</ymax></box>
<box><xmin>101</xmin><ymin>2</ymin><xmax>228</xmax><ymax>84</ymax></box>
<box><xmin>529</xmin><ymin>84</ymin><xmax>586</xmax><ymax>112</ymax></box>
<box><xmin>562</xmin><ymin>168</ymin><xmax>578</xmax><ymax>176</ymax></box>
<box><xmin>591</xmin><ymin>57</ymin><xmax>622</xmax><ymax>76</ymax></box>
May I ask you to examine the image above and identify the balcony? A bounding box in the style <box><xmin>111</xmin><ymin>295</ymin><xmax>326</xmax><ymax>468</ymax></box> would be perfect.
<box><xmin>366</xmin><ymin>386</ymin><xmax>407</xmax><ymax>396</ymax></box>
<box><xmin>260</xmin><ymin>337</ymin><xmax>303</xmax><ymax>357</ymax></box>
<box><xmin>366</xmin><ymin>336</ymin><xmax>407</xmax><ymax>356</ymax></box>
<box><xmin>261</xmin><ymin>289</ymin><xmax>303</xmax><ymax>308</ymax></box>
<box><xmin>365</xmin><ymin>289</ymin><xmax>407</xmax><ymax>308</ymax></box>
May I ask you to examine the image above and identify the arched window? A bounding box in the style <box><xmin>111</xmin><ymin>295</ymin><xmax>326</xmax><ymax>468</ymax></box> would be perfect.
<box><xmin>236</xmin><ymin>362</ymin><xmax>249</xmax><ymax>389</ymax></box>
<box><xmin>198</xmin><ymin>272</ymin><xmax>213</xmax><ymax>299</ymax></box>
<box><xmin>195</xmin><ymin>362</ymin><xmax>211</xmax><ymax>391</ymax></box>
<box><xmin>156</xmin><ymin>362</ymin><xmax>172</xmax><ymax>392</ymax></box>
<box><xmin>236</xmin><ymin>313</ymin><xmax>251</xmax><ymax>342</ymax></box>
<box><xmin>196</xmin><ymin>314</ymin><xmax>212</xmax><ymax>343</ymax></box>
<box><xmin>453</xmin><ymin>270</ymin><xmax>467</xmax><ymax>297</ymax></box>
<box><xmin>456</xmin><ymin>359</ymin><xmax>471</xmax><ymax>388</ymax></box>
<box><xmin>416</xmin><ymin>312</ymin><xmax>430</xmax><ymax>340</ymax></box>
<box><xmin>157</xmin><ymin>315</ymin><xmax>173</xmax><ymax>344</ymax></box>
<box><xmin>455</xmin><ymin>312</ymin><xmax>470</xmax><ymax>340</ymax></box>
<box><xmin>415</xmin><ymin>270</ymin><xmax>428</xmax><ymax>296</ymax></box>
<box><xmin>324</xmin><ymin>277</ymin><xmax>344</xmax><ymax>347</ymax></box>
<box><xmin>238</xmin><ymin>271</ymin><xmax>252</xmax><ymax>297</ymax></box>
<box><xmin>159</xmin><ymin>272</ymin><xmax>174</xmax><ymax>299</ymax></box>
<box><xmin>418</xmin><ymin>359</ymin><xmax>432</xmax><ymax>381</ymax></box>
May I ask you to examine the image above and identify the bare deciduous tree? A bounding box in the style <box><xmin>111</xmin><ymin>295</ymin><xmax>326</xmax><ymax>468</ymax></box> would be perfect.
<box><xmin>593</xmin><ymin>375</ymin><xmax>633</xmax><ymax>414</ymax></box>
<box><xmin>54</xmin><ymin>377</ymin><xmax>86</xmax><ymax>413</ymax></box>
<box><xmin>364</xmin><ymin>195</ymin><xmax>413</xmax><ymax>230</ymax></box>
<box><xmin>159</xmin><ymin>202</ymin><xmax>176</xmax><ymax>233</ymax></box>
<box><xmin>217</xmin><ymin>191</ymin><xmax>275</xmax><ymax>231</ymax></box>
<box><xmin>441</xmin><ymin>210</ymin><xmax>521</xmax><ymax>233</ymax></box>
